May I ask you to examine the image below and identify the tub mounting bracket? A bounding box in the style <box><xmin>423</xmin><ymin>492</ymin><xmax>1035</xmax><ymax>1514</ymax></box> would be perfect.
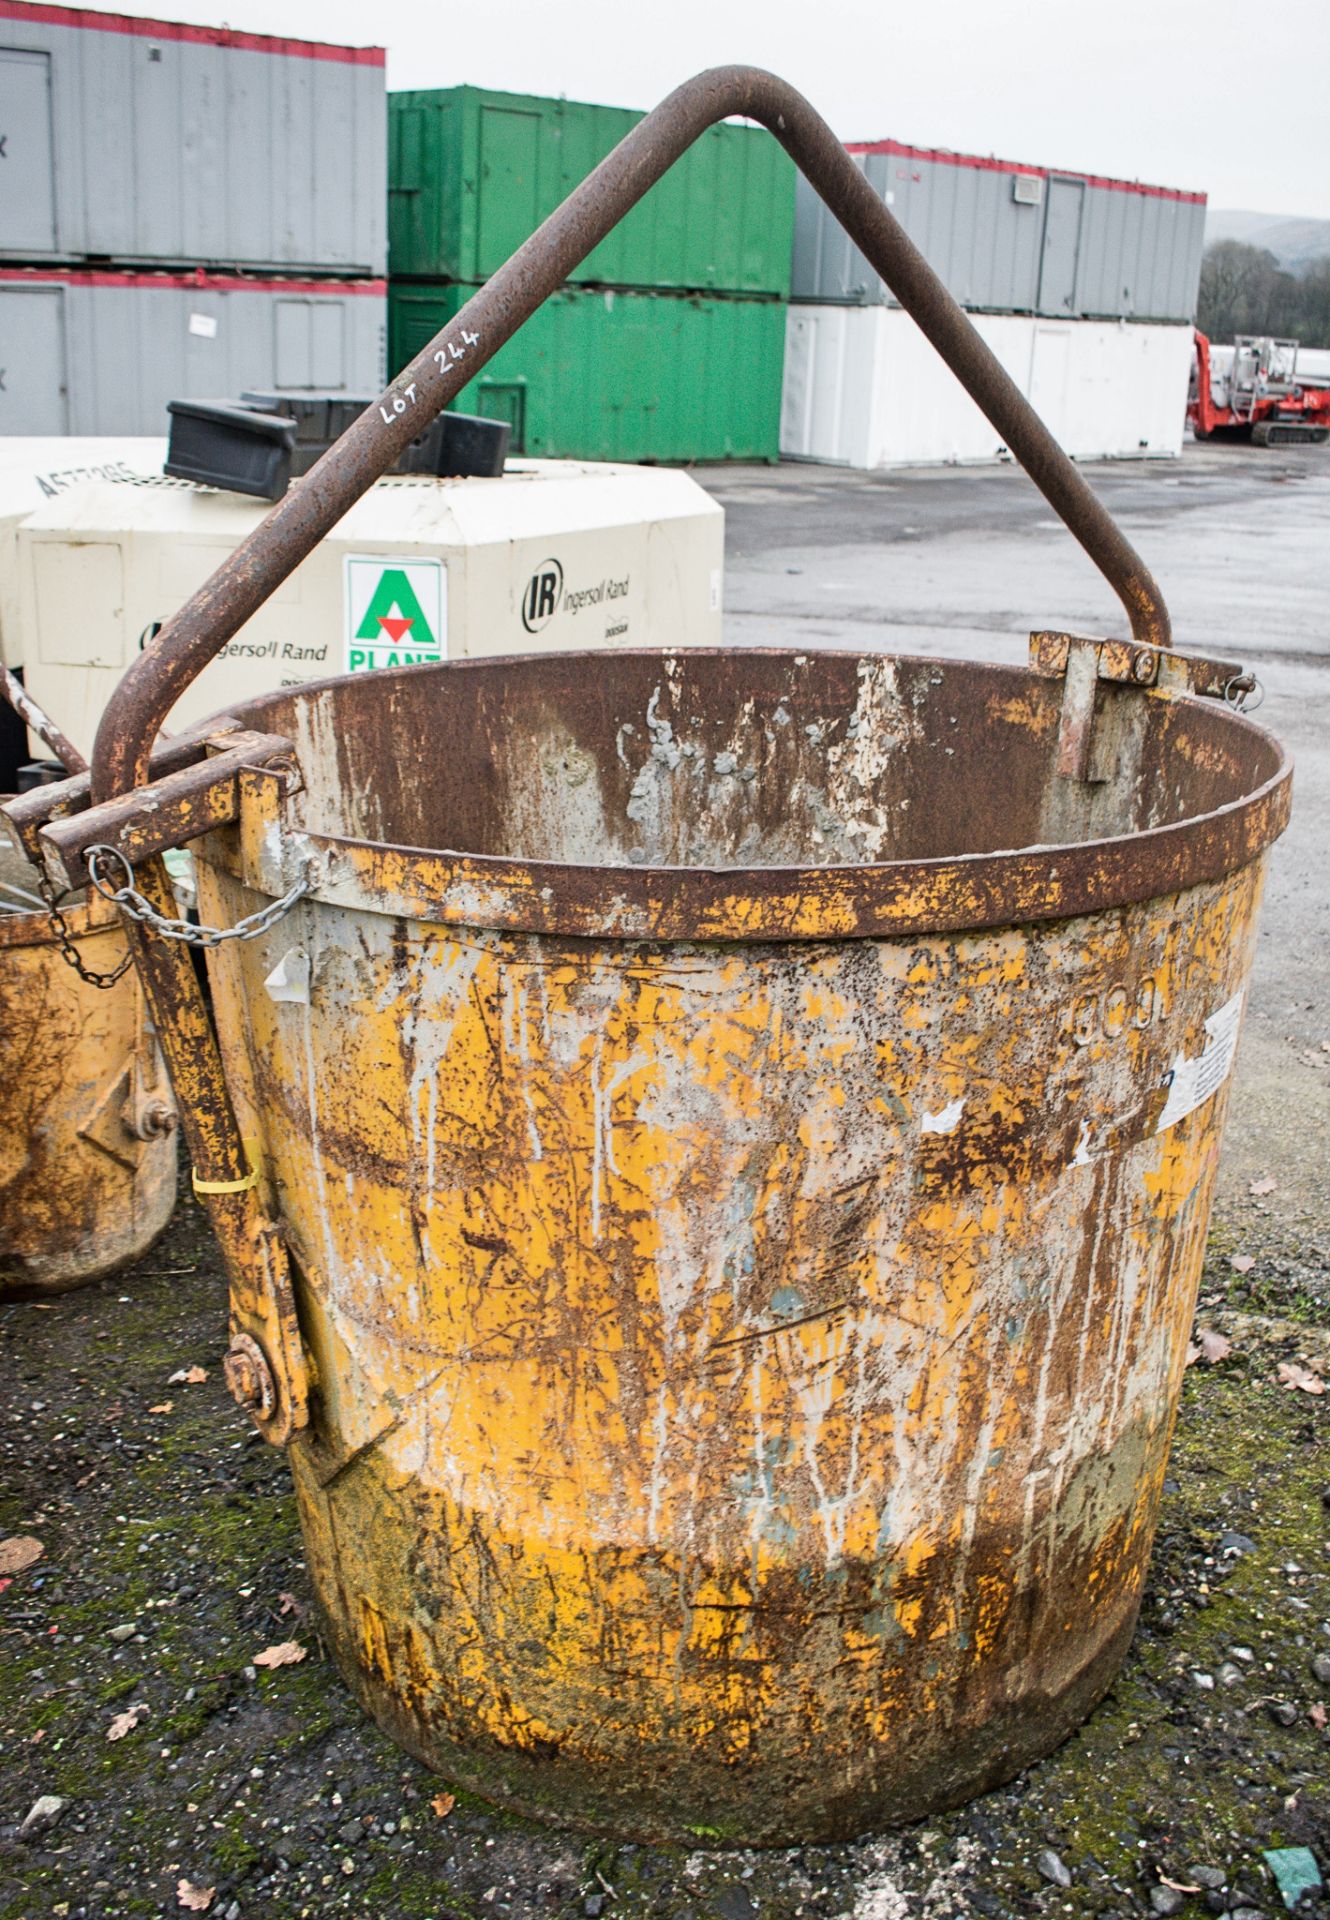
<box><xmin>1029</xmin><ymin>630</ymin><xmax>1254</xmax><ymax>783</ymax></box>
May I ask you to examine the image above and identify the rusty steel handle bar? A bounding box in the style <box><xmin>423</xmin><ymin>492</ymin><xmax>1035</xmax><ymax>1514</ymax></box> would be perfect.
<box><xmin>1</xmin><ymin>664</ymin><xmax>87</xmax><ymax>778</ymax></box>
<box><xmin>93</xmin><ymin>64</ymin><xmax>1170</xmax><ymax>804</ymax></box>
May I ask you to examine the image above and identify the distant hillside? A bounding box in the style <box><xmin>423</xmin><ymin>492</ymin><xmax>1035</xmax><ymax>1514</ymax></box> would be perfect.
<box><xmin>1206</xmin><ymin>210</ymin><xmax>1330</xmax><ymax>274</ymax></box>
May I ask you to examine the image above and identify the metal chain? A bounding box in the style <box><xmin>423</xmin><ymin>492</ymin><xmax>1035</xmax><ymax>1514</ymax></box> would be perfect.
<box><xmin>35</xmin><ymin>863</ymin><xmax>134</xmax><ymax>990</ymax></box>
<box><xmin>86</xmin><ymin>844</ymin><xmax>314</xmax><ymax>949</ymax></box>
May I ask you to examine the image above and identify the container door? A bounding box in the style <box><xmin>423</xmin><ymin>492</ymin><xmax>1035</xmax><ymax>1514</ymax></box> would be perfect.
<box><xmin>1028</xmin><ymin>325</ymin><xmax>1071</xmax><ymax>443</ymax></box>
<box><xmin>0</xmin><ymin>49</ymin><xmax>56</xmax><ymax>253</ymax></box>
<box><xmin>275</xmin><ymin>299</ymin><xmax>348</xmax><ymax>389</ymax></box>
<box><xmin>473</xmin><ymin>381</ymin><xmax>527</xmax><ymax>453</ymax></box>
<box><xmin>781</xmin><ymin>310</ymin><xmax>846</xmax><ymax>462</ymax></box>
<box><xmin>1038</xmin><ymin>177</ymin><xmax>1084</xmax><ymax>316</ymax></box>
<box><xmin>0</xmin><ymin>284</ymin><xmax>67</xmax><ymax>432</ymax></box>
<box><xmin>476</xmin><ymin>107</ymin><xmax>540</xmax><ymax>278</ymax></box>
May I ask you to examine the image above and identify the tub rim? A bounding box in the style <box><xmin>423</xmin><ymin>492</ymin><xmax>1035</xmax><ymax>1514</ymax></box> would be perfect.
<box><xmin>197</xmin><ymin>647</ymin><xmax>1293</xmax><ymax>945</ymax></box>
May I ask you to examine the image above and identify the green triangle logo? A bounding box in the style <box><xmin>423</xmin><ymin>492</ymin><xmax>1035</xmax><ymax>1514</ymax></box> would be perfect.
<box><xmin>355</xmin><ymin>568</ymin><xmax>438</xmax><ymax>649</ymax></box>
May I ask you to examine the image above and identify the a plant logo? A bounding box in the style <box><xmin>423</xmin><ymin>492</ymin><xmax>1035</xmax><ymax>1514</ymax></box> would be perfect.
<box><xmin>344</xmin><ymin>556</ymin><xmax>446</xmax><ymax>673</ymax></box>
<box><xmin>521</xmin><ymin>558</ymin><xmax>564</xmax><ymax>634</ymax></box>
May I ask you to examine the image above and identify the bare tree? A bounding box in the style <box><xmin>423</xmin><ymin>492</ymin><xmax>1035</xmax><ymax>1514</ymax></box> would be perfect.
<box><xmin>1198</xmin><ymin>241</ymin><xmax>1330</xmax><ymax>348</ymax></box>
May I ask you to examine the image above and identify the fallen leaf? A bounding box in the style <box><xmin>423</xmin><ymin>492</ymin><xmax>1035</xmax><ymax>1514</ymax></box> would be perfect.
<box><xmin>1309</xmin><ymin>1703</ymin><xmax>1327</xmax><ymax>1730</ymax></box>
<box><xmin>0</xmin><ymin>1535</ymin><xmax>43</xmax><ymax>1576</ymax></box>
<box><xmin>1249</xmin><ymin>1175</ymin><xmax>1278</xmax><ymax>1196</ymax></box>
<box><xmin>431</xmin><ymin>1792</ymin><xmax>455</xmax><ymax>1818</ymax></box>
<box><xmin>1185</xmin><ymin>1343</ymin><xmax>1202</xmax><ymax>1368</ymax></box>
<box><xmin>1277</xmin><ymin>1362</ymin><xmax>1325</xmax><ymax>1396</ymax></box>
<box><xmin>168</xmin><ymin>1366</ymin><xmax>209</xmax><ymax>1386</ymax></box>
<box><xmin>277</xmin><ymin>1592</ymin><xmax>304</xmax><ymax>1618</ymax></box>
<box><xmin>253</xmin><ymin>1640</ymin><xmax>306</xmax><ymax>1669</ymax></box>
<box><xmin>177</xmin><ymin>1881</ymin><xmax>216</xmax><ymax>1913</ymax></box>
<box><xmin>147</xmin><ymin>1401</ymin><xmax>174</xmax><ymax>1415</ymax></box>
<box><xmin>1196</xmin><ymin>1329</ymin><xmax>1232</xmax><ymax>1364</ymax></box>
<box><xmin>1160</xmin><ymin>1877</ymin><xmax>1202</xmax><ymax>1894</ymax></box>
<box><xmin>107</xmin><ymin>1703</ymin><xmax>148</xmax><ymax>1741</ymax></box>
<box><xmin>1230</xmin><ymin>1254</ymin><xmax>1255</xmax><ymax>1274</ymax></box>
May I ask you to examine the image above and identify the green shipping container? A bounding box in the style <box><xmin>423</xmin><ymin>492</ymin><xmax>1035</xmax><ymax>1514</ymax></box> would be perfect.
<box><xmin>389</xmin><ymin>282</ymin><xmax>785</xmax><ymax>464</ymax></box>
<box><xmin>389</xmin><ymin>86</ymin><xmax>795</xmax><ymax>297</ymax></box>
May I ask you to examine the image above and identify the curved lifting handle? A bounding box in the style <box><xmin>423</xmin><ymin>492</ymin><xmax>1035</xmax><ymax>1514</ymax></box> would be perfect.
<box><xmin>92</xmin><ymin>64</ymin><xmax>1171</xmax><ymax>803</ymax></box>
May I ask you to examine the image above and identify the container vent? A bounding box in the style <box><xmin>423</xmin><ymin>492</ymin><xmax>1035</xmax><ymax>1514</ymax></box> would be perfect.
<box><xmin>1013</xmin><ymin>174</ymin><xmax>1044</xmax><ymax>207</ymax></box>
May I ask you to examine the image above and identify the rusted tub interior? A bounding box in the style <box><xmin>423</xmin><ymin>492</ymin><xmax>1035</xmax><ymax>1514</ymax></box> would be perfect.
<box><xmin>0</xmin><ymin>836</ymin><xmax>61</xmax><ymax>916</ymax></box>
<box><xmin>231</xmin><ymin>649</ymin><xmax>1281</xmax><ymax>873</ymax></box>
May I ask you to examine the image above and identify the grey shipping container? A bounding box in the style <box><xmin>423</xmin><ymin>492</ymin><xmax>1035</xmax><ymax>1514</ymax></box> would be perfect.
<box><xmin>0</xmin><ymin>269</ymin><xmax>386</xmax><ymax>435</ymax></box>
<box><xmin>0</xmin><ymin>0</ymin><xmax>386</xmax><ymax>275</ymax></box>
<box><xmin>792</xmin><ymin>140</ymin><xmax>1206</xmax><ymax>323</ymax></box>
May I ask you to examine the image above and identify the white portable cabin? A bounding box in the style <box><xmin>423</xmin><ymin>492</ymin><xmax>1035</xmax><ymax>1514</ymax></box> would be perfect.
<box><xmin>782</xmin><ymin>311</ymin><xmax>1193</xmax><ymax>469</ymax></box>
<box><xmin>784</xmin><ymin>133</ymin><xmax>1203</xmax><ymax>471</ymax></box>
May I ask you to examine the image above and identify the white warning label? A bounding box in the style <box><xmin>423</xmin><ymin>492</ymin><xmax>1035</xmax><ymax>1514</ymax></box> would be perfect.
<box><xmin>1156</xmin><ymin>990</ymin><xmax>1245</xmax><ymax>1133</ymax></box>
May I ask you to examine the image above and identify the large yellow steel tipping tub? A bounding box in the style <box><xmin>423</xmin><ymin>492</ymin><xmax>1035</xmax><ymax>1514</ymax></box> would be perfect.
<box><xmin>7</xmin><ymin>69</ymin><xmax>1291</xmax><ymax>1844</ymax></box>
<box><xmin>185</xmin><ymin>647</ymin><xmax>1292</xmax><ymax>1843</ymax></box>
<box><xmin>0</xmin><ymin>839</ymin><xmax>176</xmax><ymax>1297</ymax></box>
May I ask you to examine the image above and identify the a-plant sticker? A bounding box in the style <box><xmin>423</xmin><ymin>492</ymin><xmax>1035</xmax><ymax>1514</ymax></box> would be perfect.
<box><xmin>344</xmin><ymin>555</ymin><xmax>446</xmax><ymax>673</ymax></box>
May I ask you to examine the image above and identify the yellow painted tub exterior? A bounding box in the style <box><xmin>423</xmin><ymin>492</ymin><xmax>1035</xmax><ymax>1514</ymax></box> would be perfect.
<box><xmin>186</xmin><ymin>647</ymin><xmax>1288</xmax><ymax>1841</ymax></box>
<box><xmin>0</xmin><ymin>858</ymin><xmax>177</xmax><ymax>1297</ymax></box>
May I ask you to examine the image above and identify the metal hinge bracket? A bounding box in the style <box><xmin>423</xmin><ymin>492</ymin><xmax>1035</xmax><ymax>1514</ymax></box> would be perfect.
<box><xmin>1029</xmin><ymin>630</ymin><xmax>1257</xmax><ymax>783</ymax></box>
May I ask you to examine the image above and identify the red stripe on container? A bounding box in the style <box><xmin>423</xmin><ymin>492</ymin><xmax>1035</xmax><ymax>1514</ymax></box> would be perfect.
<box><xmin>0</xmin><ymin>266</ymin><xmax>387</xmax><ymax>293</ymax></box>
<box><xmin>845</xmin><ymin>138</ymin><xmax>1205</xmax><ymax>205</ymax></box>
<box><xmin>0</xmin><ymin>0</ymin><xmax>384</xmax><ymax>64</ymax></box>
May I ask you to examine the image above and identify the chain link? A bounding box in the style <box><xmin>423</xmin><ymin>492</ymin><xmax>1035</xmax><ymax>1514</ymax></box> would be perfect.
<box><xmin>35</xmin><ymin>862</ymin><xmax>134</xmax><ymax>990</ymax></box>
<box><xmin>86</xmin><ymin>844</ymin><xmax>314</xmax><ymax>949</ymax></box>
<box><xmin>1224</xmin><ymin>673</ymin><xmax>1264</xmax><ymax>714</ymax></box>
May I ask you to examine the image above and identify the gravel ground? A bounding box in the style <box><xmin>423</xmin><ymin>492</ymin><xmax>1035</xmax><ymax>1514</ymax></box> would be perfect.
<box><xmin>1</xmin><ymin>1171</ymin><xmax>1327</xmax><ymax>1920</ymax></box>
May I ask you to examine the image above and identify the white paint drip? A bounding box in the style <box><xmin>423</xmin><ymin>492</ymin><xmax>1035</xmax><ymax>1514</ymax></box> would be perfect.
<box><xmin>590</xmin><ymin>1032</ymin><xmax>606</xmax><ymax>1242</ymax></box>
<box><xmin>646</xmin><ymin>1384</ymin><xmax>670</xmax><ymax>1545</ymax></box>
<box><xmin>397</xmin><ymin>938</ymin><xmax>484</xmax><ymax>1180</ymax></box>
<box><xmin>589</xmin><ymin>1042</ymin><xmax>650</xmax><ymax>1241</ymax></box>
<box><xmin>299</xmin><ymin>921</ymin><xmax>338</xmax><ymax>1286</ymax></box>
<box><xmin>500</xmin><ymin>971</ymin><xmax>543</xmax><ymax>1163</ymax></box>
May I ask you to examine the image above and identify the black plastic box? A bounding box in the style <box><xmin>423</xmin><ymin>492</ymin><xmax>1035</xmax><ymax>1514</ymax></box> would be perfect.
<box><xmin>165</xmin><ymin>399</ymin><xmax>296</xmax><ymax>500</ymax></box>
<box><xmin>402</xmin><ymin>411</ymin><xmax>511</xmax><ymax>479</ymax></box>
<box><xmin>240</xmin><ymin>392</ymin><xmax>375</xmax><ymax>476</ymax></box>
<box><xmin>241</xmin><ymin>395</ymin><xmax>511</xmax><ymax>481</ymax></box>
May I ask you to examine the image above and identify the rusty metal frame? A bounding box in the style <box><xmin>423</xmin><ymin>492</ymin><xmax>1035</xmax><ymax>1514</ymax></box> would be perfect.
<box><xmin>1</xmin><ymin>664</ymin><xmax>87</xmax><ymax>777</ymax></box>
<box><xmin>90</xmin><ymin>65</ymin><xmax>1174</xmax><ymax>801</ymax></box>
<box><xmin>1027</xmin><ymin>631</ymin><xmax>1255</xmax><ymax>783</ymax></box>
<box><xmin>10</xmin><ymin>68</ymin><xmax>1214</xmax><ymax>1444</ymax></box>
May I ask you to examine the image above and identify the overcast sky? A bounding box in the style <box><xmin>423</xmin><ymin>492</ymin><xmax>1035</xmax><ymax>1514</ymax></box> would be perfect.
<box><xmin>99</xmin><ymin>0</ymin><xmax>1329</xmax><ymax>217</ymax></box>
